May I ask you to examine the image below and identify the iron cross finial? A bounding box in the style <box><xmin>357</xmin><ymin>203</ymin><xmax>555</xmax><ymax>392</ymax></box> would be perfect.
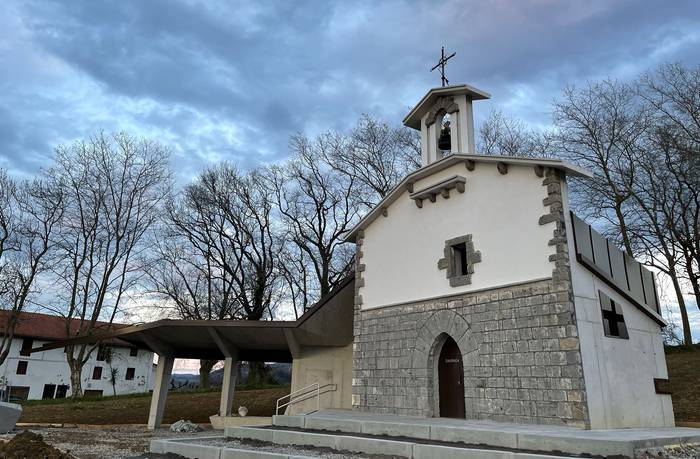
<box><xmin>430</xmin><ymin>46</ymin><xmax>456</xmax><ymax>87</ymax></box>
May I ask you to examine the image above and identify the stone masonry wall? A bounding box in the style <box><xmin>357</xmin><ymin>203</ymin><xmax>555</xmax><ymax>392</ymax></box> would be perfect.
<box><xmin>351</xmin><ymin>165</ymin><xmax>590</xmax><ymax>428</ymax></box>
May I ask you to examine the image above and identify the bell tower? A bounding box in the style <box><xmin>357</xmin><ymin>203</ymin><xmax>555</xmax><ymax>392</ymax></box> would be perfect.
<box><xmin>403</xmin><ymin>84</ymin><xmax>490</xmax><ymax>167</ymax></box>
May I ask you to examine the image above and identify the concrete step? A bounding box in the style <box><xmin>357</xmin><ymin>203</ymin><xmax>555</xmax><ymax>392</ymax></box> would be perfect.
<box><xmin>150</xmin><ymin>435</ymin><xmax>320</xmax><ymax>459</ymax></box>
<box><xmin>225</xmin><ymin>426</ymin><xmax>581</xmax><ymax>459</ymax></box>
<box><xmin>272</xmin><ymin>412</ymin><xmax>700</xmax><ymax>458</ymax></box>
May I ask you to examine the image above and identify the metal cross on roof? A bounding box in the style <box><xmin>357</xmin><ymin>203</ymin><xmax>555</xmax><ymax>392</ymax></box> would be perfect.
<box><xmin>430</xmin><ymin>46</ymin><xmax>456</xmax><ymax>87</ymax></box>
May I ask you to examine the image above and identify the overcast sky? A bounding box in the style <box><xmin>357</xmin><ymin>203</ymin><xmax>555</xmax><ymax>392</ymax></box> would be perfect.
<box><xmin>2</xmin><ymin>1</ymin><xmax>699</xmax><ymax>363</ymax></box>
<box><xmin>2</xmin><ymin>0</ymin><xmax>700</xmax><ymax>181</ymax></box>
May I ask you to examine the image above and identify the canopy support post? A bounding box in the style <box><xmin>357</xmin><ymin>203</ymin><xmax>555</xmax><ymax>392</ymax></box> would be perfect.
<box><xmin>147</xmin><ymin>354</ymin><xmax>174</xmax><ymax>430</ymax></box>
<box><xmin>219</xmin><ymin>356</ymin><xmax>239</xmax><ymax>416</ymax></box>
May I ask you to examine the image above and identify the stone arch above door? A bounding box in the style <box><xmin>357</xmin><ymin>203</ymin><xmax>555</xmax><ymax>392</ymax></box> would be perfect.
<box><xmin>410</xmin><ymin>309</ymin><xmax>480</xmax><ymax>417</ymax></box>
<box><xmin>413</xmin><ymin>309</ymin><xmax>477</xmax><ymax>359</ymax></box>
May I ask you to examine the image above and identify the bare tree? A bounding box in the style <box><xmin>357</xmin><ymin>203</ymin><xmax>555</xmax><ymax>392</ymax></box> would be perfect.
<box><xmin>553</xmin><ymin>80</ymin><xmax>650</xmax><ymax>256</ymax></box>
<box><xmin>0</xmin><ymin>171</ymin><xmax>64</xmax><ymax>366</ymax></box>
<box><xmin>269</xmin><ymin>133</ymin><xmax>360</xmax><ymax>316</ymax></box>
<box><xmin>478</xmin><ymin>110</ymin><xmax>555</xmax><ymax>158</ymax></box>
<box><xmin>554</xmin><ymin>67</ymin><xmax>699</xmax><ymax>344</ymax></box>
<box><xmin>626</xmin><ymin>148</ymin><xmax>694</xmax><ymax>344</ymax></box>
<box><xmin>45</xmin><ymin>132</ymin><xmax>170</xmax><ymax>397</ymax></box>
<box><xmin>639</xmin><ymin>63</ymin><xmax>700</xmax><ymax>309</ymax></box>
<box><xmin>326</xmin><ymin>114</ymin><xmax>420</xmax><ymax>207</ymax></box>
<box><xmin>149</xmin><ymin>163</ymin><xmax>281</xmax><ymax>386</ymax></box>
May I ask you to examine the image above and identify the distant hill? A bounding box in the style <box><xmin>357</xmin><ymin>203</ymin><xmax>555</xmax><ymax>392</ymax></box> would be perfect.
<box><xmin>171</xmin><ymin>362</ymin><xmax>291</xmax><ymax>388</ymax></box>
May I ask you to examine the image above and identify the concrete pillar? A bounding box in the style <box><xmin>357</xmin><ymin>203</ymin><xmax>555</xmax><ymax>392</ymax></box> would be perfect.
<box><xmin>219</xmin><ymin>357</ymin><xmax>239</xmax><ymax>416</ymax></box>
<box><xmin>147</xmin><ymin>354</ymin><xmax>174</xmax><ymax>429</ymax></box>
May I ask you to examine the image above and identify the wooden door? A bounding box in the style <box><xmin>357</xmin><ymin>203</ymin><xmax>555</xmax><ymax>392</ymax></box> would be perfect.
<box><xmin>438</xmin><ymin>336</ymin><xmax>466</xmax><ymax>418</ymax></box>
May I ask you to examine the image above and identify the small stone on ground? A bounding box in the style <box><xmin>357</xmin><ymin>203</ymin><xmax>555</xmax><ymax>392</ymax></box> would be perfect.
<box><xmin>168</xmin><ymin>420</ymin><xmax>203</xmax><ymax>433</ymax></box>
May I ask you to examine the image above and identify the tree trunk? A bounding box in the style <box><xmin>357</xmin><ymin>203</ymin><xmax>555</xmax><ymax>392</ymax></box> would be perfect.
<box><xmin>199</xmin><ymin>359</ymin><xmax>217</xmax><ymax>388</ymax></box>
<box><xmin>670</xmin><ymin>270</ymin><xmax>693</xmax><ymax>346</ymax></box>
<box><xmin>247</xmin><ymin>361</ymin><xmax>267</xmax><ymax>388</ymax></box>
<box><xmin>68</xmin><ymin>362</ymin><xmax>84</xmax><ymax>398</ymax></box>
<box><xmin>614</xmin><ymin>202</ymin><xmax>634</xmax><ymax>257</ymax></box>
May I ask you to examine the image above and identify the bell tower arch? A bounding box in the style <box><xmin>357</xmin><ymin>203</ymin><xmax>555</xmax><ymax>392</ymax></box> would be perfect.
<box><xmin>403</xmin><ymin>84</ymin><xmax>491</xmax><ymax>167</ymax></box>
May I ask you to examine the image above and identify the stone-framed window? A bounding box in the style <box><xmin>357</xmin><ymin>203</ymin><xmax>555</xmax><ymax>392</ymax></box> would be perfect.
<box><xmin>599</xmin><ymin>291</ymin><xmax>628</xmax><ymax>339</ymax></box>
<box><xmin>438</xmin><ymin>234</ymin><xmax>482</xmax><ymax>287</ymax></box>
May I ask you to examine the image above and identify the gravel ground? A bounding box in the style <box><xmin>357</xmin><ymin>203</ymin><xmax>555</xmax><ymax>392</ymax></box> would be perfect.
<box><xmin>636</xmin><ymin>443</ymin><xmax>700</xmax><ymax>459</ymax></box>
<box><xmin>0</xmin><ymin>425</ymin><xmax>214</xmax><ymax>459</ymax></box>
<box><xmin>2</xmin><ymin>425</ymin><xmax>699</xmax><ymax>459</ymax></box>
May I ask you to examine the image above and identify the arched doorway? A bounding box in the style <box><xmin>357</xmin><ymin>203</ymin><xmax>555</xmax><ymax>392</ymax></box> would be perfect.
<box><xmin>438</xmin><ymin>335</ymin><xmax>466</xmax><ymax>418</ymax></box>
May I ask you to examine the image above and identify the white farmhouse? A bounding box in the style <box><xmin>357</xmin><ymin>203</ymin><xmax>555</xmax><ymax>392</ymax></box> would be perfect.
<box><xmin>0</xmin><ymin>311</ymin><xmax>154</xmax><ymax>400</ymax></box>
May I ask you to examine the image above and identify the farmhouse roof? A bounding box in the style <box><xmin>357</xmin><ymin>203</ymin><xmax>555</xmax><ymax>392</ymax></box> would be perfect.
<box><xmin>0</xmin><ymin>311</ymin><xmax>132</xmax><ymax>347</ymax></box>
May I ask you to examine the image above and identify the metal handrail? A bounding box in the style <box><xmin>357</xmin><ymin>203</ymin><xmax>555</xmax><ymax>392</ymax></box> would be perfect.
<box><xmin>275</xmin><ymin>382</ymin><xmax>337</xmax><ymax>415</ymax></box>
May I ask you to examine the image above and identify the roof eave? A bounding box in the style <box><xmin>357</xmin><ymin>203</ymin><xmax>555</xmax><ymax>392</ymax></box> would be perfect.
<box><xmin>345</xmin><ymin>154</ymin><xmax>593</xmax><ymax>242</ymax></box>
<box><xmin>403</xmin><ymin>84</ymin><xmax>492</xmax><ymax>130</ymax></box>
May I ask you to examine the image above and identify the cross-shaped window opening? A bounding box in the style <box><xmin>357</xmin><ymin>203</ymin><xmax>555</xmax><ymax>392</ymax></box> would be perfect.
<box><xmin>599</xmin><ymin>291</ymin><xmax>628</xmax><ymax>339</ymax></box>
<box><xmin>452</xmin><ymin>242</ymin><xmax>468</xmax><ymax>276</ymax></box>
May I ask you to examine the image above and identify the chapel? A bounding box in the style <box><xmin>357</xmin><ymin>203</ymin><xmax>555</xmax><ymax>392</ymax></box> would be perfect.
<box><xmin>345</xmin><ymin>83</ymin><xmax>674</xmax><ymax>429</ymax></box>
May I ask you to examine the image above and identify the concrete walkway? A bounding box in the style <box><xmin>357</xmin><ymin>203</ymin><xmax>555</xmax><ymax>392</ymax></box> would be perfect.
<box><xmin>270</xmin><ymin>409</ymin><xmax>700</xmax><ymax>457</ymax></box>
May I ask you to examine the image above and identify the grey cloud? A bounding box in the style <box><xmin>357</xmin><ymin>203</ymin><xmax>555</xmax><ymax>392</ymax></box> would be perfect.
<box><xmin>1</xmin><ymin>0</ymin><xmax>699</xmax><ymax>181</ymax></box>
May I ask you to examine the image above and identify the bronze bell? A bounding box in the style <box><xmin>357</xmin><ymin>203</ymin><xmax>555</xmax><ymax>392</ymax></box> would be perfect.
<box><xmin>437</xmin><ymin>121</ymin><xmax>451</xmax><ymax>151</ymax></box>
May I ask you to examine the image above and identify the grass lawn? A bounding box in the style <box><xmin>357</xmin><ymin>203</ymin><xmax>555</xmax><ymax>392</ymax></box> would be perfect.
<box><xmin>18</xmin><ymin>386</ymin><xmax>289</xmax><ymax>425</ymax></box>
<box><xmin>14</xmin><ymin>347</ymin><xmax>700</xmax><ymax>425</ymax></box>
<box><xmin>665</xmin><ymin>344</ymin><xmax>700</xmax><ymax>423</ymax></box>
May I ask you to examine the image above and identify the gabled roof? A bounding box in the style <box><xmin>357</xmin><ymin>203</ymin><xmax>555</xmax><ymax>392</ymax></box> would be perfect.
<box><xmin>0</xmin><ymin>311</ymin><xmax>127</xmax><ymax>342</ymax></box>
<box><xmin>345</xmin><ymin>154</ymin><xmax>593</xmax><ymax>242</ymax></box>
<box><xmin>403</xmin><ymin>84</ymin><xmax>491</xmax><ymax>130</ymax></box>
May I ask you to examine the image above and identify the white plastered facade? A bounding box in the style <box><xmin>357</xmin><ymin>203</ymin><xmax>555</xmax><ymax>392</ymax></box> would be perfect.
<box><xmin>0</xmin><ymin>337</ymin><xmax>155</xmax><ymax>399</ymax></box>
<box><xmin>359</xmin><ymin>162</ymin><xmax>556</xmax><ymax>310</ymax></box>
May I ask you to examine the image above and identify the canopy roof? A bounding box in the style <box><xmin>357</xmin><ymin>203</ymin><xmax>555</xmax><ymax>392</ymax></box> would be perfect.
<box><xmin>31</xmin><ymin>276</ymin><xmax>355</xmax><ymax>363</ymax></box>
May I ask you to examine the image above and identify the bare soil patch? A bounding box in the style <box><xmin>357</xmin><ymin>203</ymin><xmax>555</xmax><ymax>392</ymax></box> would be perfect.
<box><xmin>0</xmin><ymin>431</ymin><xmax>72</xmax><ymax>459</ymax></box>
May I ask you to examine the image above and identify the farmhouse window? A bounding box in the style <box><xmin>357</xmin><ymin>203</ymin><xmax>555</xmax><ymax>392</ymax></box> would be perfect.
<box><xmin>130</xmin><ymin>347</ymin><xmax>138</xmax><ymax>357</ymax></box>
<box><xmin>20</xmin><ymin>338</ymin><xmax>33</xmax><ymax>356</ymax></box>
<box><xmin>92</xmin><ymin>366</ymin><xmax>103</xmax><ymax>380</ymax></box>
<box><xmin>16</xmin><ymin>360</ymin><xmax>28</xmax><ymax>375</ymax></box>
<box><xmin>96</xmin><ymin>344</ymin><xmax>110</xmax><ymax>361</ymax></box>
<box><xmin>125</xmin><ymin>368</ymin><xmax>135</xmax><ymax>380</ymax></box>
